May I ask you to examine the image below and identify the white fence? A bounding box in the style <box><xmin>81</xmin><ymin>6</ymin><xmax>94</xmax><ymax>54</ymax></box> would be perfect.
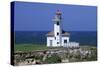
<box><xmin>63</xmin><ymin>42</ymin><xmax>79</xmax><ymax>48</ymax></box>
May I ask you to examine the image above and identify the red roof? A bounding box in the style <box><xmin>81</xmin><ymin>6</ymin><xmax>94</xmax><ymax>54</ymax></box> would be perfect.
<box><xmin>56</xmin><ymin>9</ymin><xmax>62</xmax><ymax>15</ymax></box>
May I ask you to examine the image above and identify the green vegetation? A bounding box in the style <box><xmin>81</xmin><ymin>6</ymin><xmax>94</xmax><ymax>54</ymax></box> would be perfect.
<box><xmin>44</xmin><ymin>54</ymin><xmax>61</xmax><ymax>64</ymax></box>
<box><xmin>14</xmin><ymin>44</ymin><xmax>65</xmax><ymax>52</ymax></box>
<box><xmin>14</xmin><ymin>44</ymin><xmax>97</xmax><ymax>65</ymax></box>
<box><xmin>14</xmin><ymin>44</ymin><xmax>47</xmax><ymax>52</ymax></box>
<box><xmin>15</xmin><ymin>44</ymin><xmax>97</xmax><ymax>52</ymax></box>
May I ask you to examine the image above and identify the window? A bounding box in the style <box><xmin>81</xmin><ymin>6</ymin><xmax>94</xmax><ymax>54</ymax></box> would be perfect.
<box><xmin>57</xmin><ymin>42</ymin><xmax>59</xmax><ymax>44</ymax></box>
<box><xmin>55</xmin><ymin>37</ymin><xmax>56</xmax><ymax>40</ymax></box>
<box><xmin>64</xmin><ymin>40</ymin><xmax>67</xmax><ymax>43</ymax></box>
<box><xmin>57</xmin><ymin>22</ymin><xmax>59</xmax><ymax>25</ymax></box>
<box><xmin>57</xmin><ymin>32</ymin><xmax>59</xmax><ymax>35</ymax></box>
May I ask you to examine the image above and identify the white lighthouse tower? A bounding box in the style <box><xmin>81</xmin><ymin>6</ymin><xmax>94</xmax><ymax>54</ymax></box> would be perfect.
<box><xmin>53</xmin><ymin>10</ymin><xmax>62</xmax><ymax>46</ymax></box>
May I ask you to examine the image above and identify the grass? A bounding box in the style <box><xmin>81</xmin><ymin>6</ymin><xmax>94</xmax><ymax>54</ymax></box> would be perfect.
<box><xmin>80</xmin><ymin>45</ymin><xmax>97</xmax><ymax>50</ymax></box>
<box><xmin>14</xmin><ymin>44</ymin><xmax>47</xmax><ymax>52</ymax></box>
<box><xmin>14</xmin><ymin>44</ymin><xmax>66</xmax><ymax>52</ymax></box>
<box><xmin>14</xmin><ymin>44</ymin><xmax>97</xmax><ymax>52</ymax></box>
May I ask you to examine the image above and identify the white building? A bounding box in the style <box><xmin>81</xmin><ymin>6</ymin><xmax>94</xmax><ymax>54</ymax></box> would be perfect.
<box><xmin>46</xmin><ymin>10</ymin><xmax>79</xmax><ymax>48</ymax></box>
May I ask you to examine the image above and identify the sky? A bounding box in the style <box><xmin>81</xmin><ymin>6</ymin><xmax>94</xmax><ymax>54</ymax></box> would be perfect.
<box><xmin>13</xmin><ymin>1</ymin><xmax>97</xmax><ymax>31</ymax></box>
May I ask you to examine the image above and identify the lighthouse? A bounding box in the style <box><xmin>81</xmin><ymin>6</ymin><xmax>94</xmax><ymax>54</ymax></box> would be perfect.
<box><xmin>46</xmin><ymin>10</ymin><xmax>79</xmax><ymax>48</ymax></box>
<box><xmin>53</xmin><ymin>10</ymin><xmax>62</xmax><ymax>46</ymax></box>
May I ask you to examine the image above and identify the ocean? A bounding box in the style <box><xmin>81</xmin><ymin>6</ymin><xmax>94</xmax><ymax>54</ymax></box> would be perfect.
<box><xmin>15</xmin><ymin>31</ymin><xmax>97</xmax><ymax>46</ymax></box>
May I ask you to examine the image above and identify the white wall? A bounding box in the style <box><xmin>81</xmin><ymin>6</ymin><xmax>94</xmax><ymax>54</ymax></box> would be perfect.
<box><xmin>62</xmin><ymin>37</ymin><xmax>70</xmax><ymax>46</ymax></box>
<box><xmin>54</xmin><ymin>23</ymin><xmax>61</xmax><ymax>46</ymax></box>
<box><xmin>47</xmin><ymin>37</ymin><xmax>57</xmax><ymax>47</ymax></box>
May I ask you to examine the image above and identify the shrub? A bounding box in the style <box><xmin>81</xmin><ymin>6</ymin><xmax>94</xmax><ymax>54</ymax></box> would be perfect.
<box><xmin>44</xmin><ymin>54</ymin><xmax>61</xmax><ymax>63</ymax></box>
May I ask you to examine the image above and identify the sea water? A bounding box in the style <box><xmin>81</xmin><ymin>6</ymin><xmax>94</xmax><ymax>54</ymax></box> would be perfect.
<box><xmin>15</xmin><ymin>31</ymin><xmax>97</xmax><ymax>46</ymax></box>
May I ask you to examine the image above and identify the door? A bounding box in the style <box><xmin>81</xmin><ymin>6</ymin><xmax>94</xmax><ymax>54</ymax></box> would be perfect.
<box><xmin>50</xmin><ymin>40</ymin><xmax>52</xmax><ymax>46</ymax></box>
<box><xmin>64</xmin><ymin>39</ymin><xmax>67</xmax><ymax>47</ymax></box>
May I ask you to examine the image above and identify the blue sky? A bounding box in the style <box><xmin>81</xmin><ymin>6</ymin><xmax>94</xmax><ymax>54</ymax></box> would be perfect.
<box><xmin>13</xmin><ymin>1</ymin><xmax>97</xmax><ymax>31</ymax></box>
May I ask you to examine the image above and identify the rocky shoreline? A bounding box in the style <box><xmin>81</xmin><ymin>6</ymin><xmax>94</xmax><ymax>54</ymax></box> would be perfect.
<box><xmin>14</xmin><ymin>46</ymin><xmax>97</xmax><ymax>66</ymax></box>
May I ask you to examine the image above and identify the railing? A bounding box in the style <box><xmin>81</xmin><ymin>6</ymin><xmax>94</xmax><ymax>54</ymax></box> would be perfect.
<box><xmin>63</xmin><ymin>42</ymin><xmax>79</xmax><ymax>48</ymax></box>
